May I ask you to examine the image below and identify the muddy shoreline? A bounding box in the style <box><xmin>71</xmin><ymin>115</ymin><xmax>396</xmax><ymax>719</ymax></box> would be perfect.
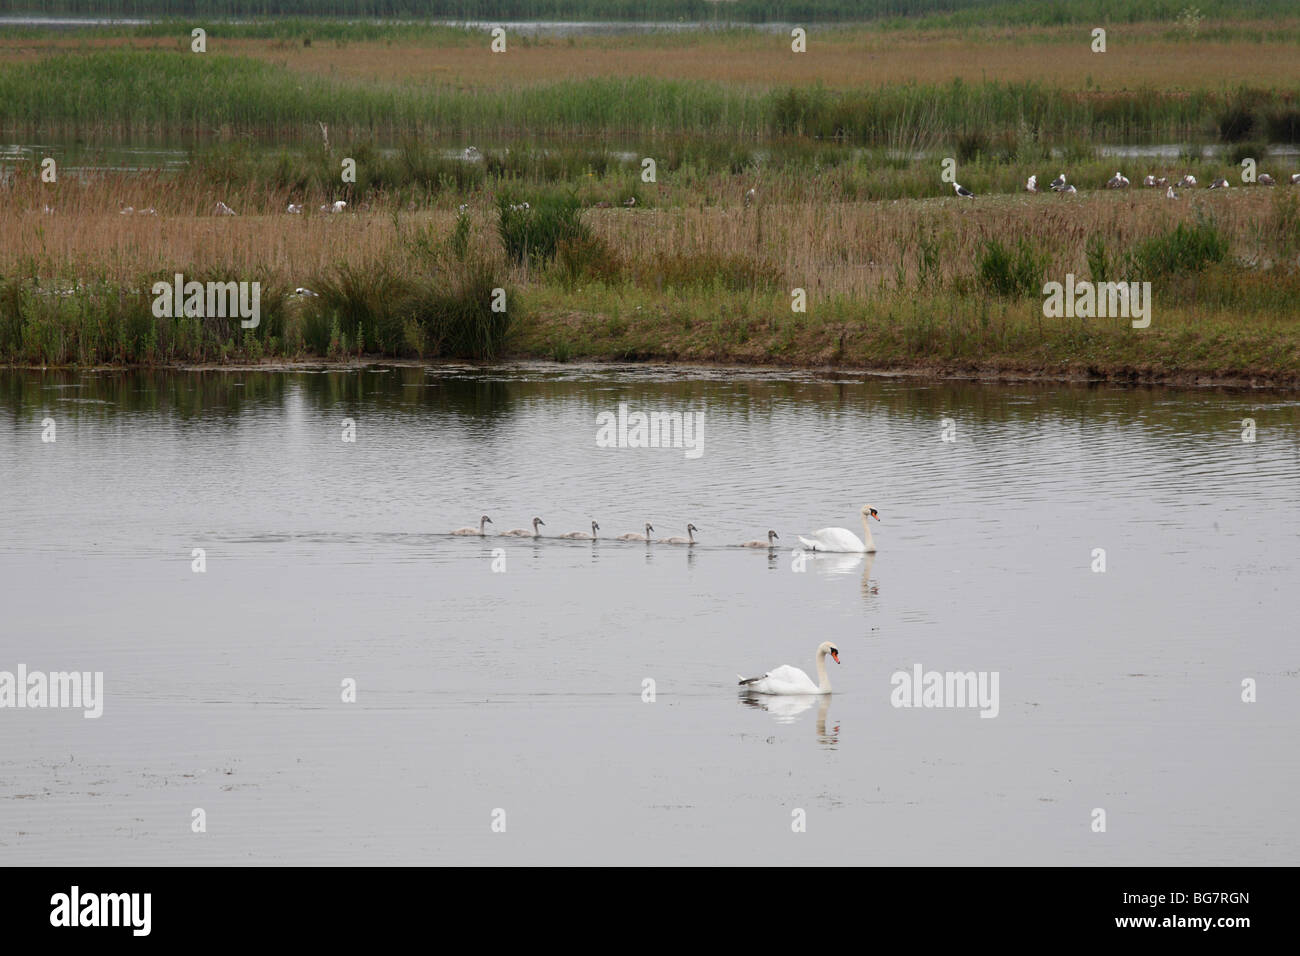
<box><xmin>8</xmin><ymin>354</ymin><xmax>1297</xmax><ymax>391</ymax></box>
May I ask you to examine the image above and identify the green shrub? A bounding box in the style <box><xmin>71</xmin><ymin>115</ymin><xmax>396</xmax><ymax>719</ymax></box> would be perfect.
<box><xmin>1086</xmin><ymin>234</ymin><xmax>1111</xmax><ymax>283</ymax></box>
<box><xmin>977</xmin><ymin>237</ymin><xmax>1047</xmax><ymax>297</ymax></box>
<box><xmin>1128</xmin><ymin>218</ymin><xmax>1228</xmax><ymax>279</ymax></box>
<box><xmin>496</xmin><ymin>191</ymin><xmax>588</xmax><ymax>266</ymax></box>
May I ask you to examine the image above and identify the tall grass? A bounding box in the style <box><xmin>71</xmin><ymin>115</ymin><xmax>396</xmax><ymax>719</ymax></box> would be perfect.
<box><xmin>4</xmin><ymin>51</ymin><xmax>1298</xmax><ymax>146</ymax></box>
<box><xmin>496</xmin><ymin>191</ymin><xmax>588</xmax><ymax>265</ymax></box>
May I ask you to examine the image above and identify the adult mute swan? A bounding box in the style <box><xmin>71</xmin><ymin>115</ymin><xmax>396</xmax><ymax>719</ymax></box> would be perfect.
<box><xmin>616</xmin><ymin>523</ymin><xmax>654</xmax><ymax>541</ymax></box>
<box><xmin>451</xmin><ymin>515</ymin><xmax>492</xmax><ymax>536</ymax></box>
<box><xmin>501</xmin><ymin>517</ymin><xmax>544</xmax><ymax>538</ymax></box>
<box><xmin>739</xmin><ymin>530</ymin><xmax>779</xmax><ymax>548</ymax></box>
<box><xmin>738</xmin><ymin>641</ymin><xmax>840</xmax><ymax>695</ymax></box>
<box><xmin>659</xmin><ymin>523</ymin><xmax>698</xmax><ymax>545</ymax></box>
<box><xmin>799</xmin><ymin>505</ymin><xmax>879</xmax><ymax>553</ymax></box>
<box><xmin>559</xmin><ymin>521</ymin><xmax>599</xmax><ymax>540</ymax></box>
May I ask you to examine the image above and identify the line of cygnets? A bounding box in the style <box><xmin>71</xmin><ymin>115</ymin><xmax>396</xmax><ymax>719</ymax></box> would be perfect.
<box><xmin>450</xmin><ymin>515</ymin><xmax>742</xmax><ymax>546</ymax></box>
<box><xmin>449</xmin><ymin>504</ymin><xmax>881</xmax><ymax>553</ymax></box>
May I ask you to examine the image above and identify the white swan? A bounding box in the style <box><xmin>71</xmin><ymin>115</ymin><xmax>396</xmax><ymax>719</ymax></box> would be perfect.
<box><xmin>451</xmin><ymin>515</ymin><xmax>492</xmax><ymax>536</ymax></box>
<box><xmin>616</xmin><ymin>523</ymin><xmax>654</xmax><ymax>541</ymax></box>
<box><xmin>501</xmin><ymin>517</ymin><xmax>544</xmax><ymax>537</ymax></box>
<box><xmin>739</xmin><ymin>530</ymin><xmax>779</xmax><ymax>548</ymax></box>
<box><xmin>559</xmin><ymin>521</ymin><xmax>599</xmax><ymax>540</ymax></box>
<box><xmin>659</xmin><ymin>523</ymin><xmax>698</xmax><ymax>545</ymax></box>
<box><xmin>738</xmin><ymin>641</ymin><xmax>840</xmax><ymax>695</ymax></box>
<box><xmin>798</xmin><ymin>505</ymin><xmax>878</xmax><ymax>553</ymax></box>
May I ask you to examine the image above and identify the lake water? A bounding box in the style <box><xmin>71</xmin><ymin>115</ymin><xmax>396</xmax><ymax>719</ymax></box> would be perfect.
<box><xmin>1</xmin><ymin>364</ymin><xmax>1296</xmax><ymax>865</ymax></box>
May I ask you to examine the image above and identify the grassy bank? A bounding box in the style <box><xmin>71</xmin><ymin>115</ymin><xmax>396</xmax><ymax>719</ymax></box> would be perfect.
<box><xmin>4</xmin><ymin>13</ymin><xmax>1299</xmax><ymax>385</ymax></box>
<box><xmin>4</xmin><ymin>182</ymin><xmax>1299</xmax><ymax>385</ymax></box>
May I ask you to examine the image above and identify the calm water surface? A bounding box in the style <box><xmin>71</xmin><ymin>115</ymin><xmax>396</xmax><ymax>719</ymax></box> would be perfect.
<box><xmin>1</xmin><ymin>364</ymin><xmax>1296</xmax><ymax>865</ymax></box>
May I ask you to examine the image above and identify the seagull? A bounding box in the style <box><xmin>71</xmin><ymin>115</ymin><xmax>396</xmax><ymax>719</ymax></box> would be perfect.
<box><xmin>744</xmin><ymin>188</ymin><xmax>757</xmax><ymax>206</ymax></box>
<box><xmin>952</xmin><ymin>182</ymin><xmax>975</xmax><ymax>198</ymax></box>
<box><xmin>321</xmin><ymin>200</ymin><xmax>347</xmax><ymax>213</ymax></box>
<box><xmin>1058</xmin><ymin>184</ymin><xmax>1077</xmax><ymax>194</ymax></box>
<box><xmin>293</xmin><ymin>287</ymin><xmax>319</xmax><ymax>297</ymax></box>
<box><xmin>463</xmin><ymin>146</ymin><xmax>481</xmax><ymax>161</ymax></box>
<box><xmin>1049</xmin><ymin>173</ymin><xmax>1067</xmax><ymax>190</ymax></box>
<box><xmin>623</xmin><ymin>197</ymin><xmax>637</xmax><ymax>207</ymax></box>
<box><xmin>119</xmin><ymin>205</ymin><xmax>134</xmax><ymax>215</ymax></box>
<box><xmin>286</xmin><ymin>203</ymin><xmax>303</xmax><ymax>214</ymax></box>
<box><xmin>1166</xmin><ymin>185</ymin><xmax>1178</xmax><ymax>199</ymax></box>
<box><xmin>1143</xmin><ymin>174</ymin><xmax>1169</xmax><ymax>188</ymax></box>
<box><xmin>214</xmin><ymin>201</ymin><xmax>237</xmax><ymax>216</ymax></box>
<box><xmin>1258</xmin><ymin>173</ymin><xmax>1275</xmax><ymax>186</ymax></box>
<box><xmin>1026</xmin><ymin>175</ymin><xmax>1038</xmax><ymax>193</ymax></box>
<box><xmin>1179</xmin><ymin>175</ymin><xmax>1197</xmax><ymax>188</ymax></box>
<box><xmin>1208</xmin><ymin>178</ymin><xmax>1230</xmax><ymax>189</ymax></box>
<box><xmin>140</xmin><ymin>207</ymin><xmax>156</xmax><ymax>216</ymax></box>
<box><xmin>1107</xmin><ymin>171</ymin><xmax>1130</xmax><ymax>189</ymax></box>
<box><xmin>1291</xmin><ymin>174</ymin><xmax>1300</xmax><ymax>185</ymax></box>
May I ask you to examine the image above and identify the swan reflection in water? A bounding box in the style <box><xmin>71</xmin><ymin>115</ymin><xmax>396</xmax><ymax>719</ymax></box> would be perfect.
<box><xmin>803</xmin><ymin>549</ymin><xmax>877</xmax><ymax>596</ymax></box>
<box><xmin>739</xmin><ymin>693</ymin><xmax>840</xmax><ymax>746</ymax></box>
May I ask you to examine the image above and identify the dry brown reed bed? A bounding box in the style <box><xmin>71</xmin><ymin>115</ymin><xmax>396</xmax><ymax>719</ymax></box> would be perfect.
<box><xmin>4</xmin><ymin>175</ymin><xmax>1291</xmax><ymax>301</ymax></box>
<box><xmin>2</xmin><ymin>23</ymin><xmax>1299</xmax><ymax>89</ymax></box>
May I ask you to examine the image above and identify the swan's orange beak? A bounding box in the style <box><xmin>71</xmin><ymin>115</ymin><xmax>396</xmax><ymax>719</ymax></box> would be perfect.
<box><xmin>831</xmin><ymin>650</ymin><xmax>840</xmax><ymax>664</ymax></box>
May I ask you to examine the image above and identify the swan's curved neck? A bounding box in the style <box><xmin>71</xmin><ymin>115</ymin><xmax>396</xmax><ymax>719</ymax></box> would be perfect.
<box><xmin>479</xmin><ymin>517</ymin><xmax>488</xmax><ymax>534</ymax></box>
<box><xmin>815</xmin><ymin>647</ymin><xmax>832</xmax><ymax>693</ymax></box>
<box><xmin>860</xmin><ymin>512</ymin><xmax>876</xmax><ymax>550</ymax></box>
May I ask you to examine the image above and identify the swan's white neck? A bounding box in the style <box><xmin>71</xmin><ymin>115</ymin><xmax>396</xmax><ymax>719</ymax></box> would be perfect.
<box><xmin>815</xmin><ymin>647</ymin><xmax>832</xmax><ymax>693</ymax></box>
<box><xmin>860</xmin><ymin>512</ymin><xmax>876</xmax><ymax>551</ymax></box>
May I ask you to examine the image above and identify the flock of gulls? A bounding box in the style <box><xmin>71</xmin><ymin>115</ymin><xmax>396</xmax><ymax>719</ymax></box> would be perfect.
<box><xmin>206</xmin><ymin>199</ymin><xmax>348</xmax><ymax>216</ymax></box>
<box><xmin>954</xmin><ymin>169</ymin><xmax>1300</xmax><ymax>200</ymax></box>
<box><xmin>39</xmin><ymin>140</ymin><xmax>1300</xmax><ymax>216</ymax></box>
<box><xmin>449</xmin><ymin>504</ymin><xmax>881</xmax><ymax>554</ymax></box>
